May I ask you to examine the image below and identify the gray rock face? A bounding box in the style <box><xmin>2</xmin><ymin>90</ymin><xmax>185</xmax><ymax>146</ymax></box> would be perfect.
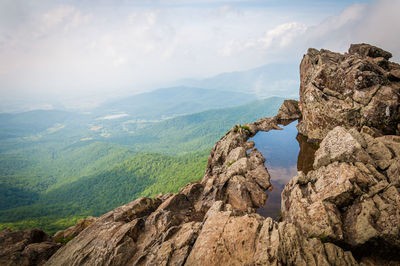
<box><xmin>297</xmin><ymin>43</ymin><xmax>400</xmax><ymax>141</ymax></box>
<box><xmin>282</xmin><ymin>126</ymin><xmax>400</xmax><ymax>261</ymax></box>
<box><xmin>0</xmin><ymin>228</ymin><xmax>61</xmax><ymax>266</ymax></box>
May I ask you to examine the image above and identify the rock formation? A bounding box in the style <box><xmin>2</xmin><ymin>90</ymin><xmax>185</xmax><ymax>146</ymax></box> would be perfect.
<box><xmin>0</xmin><ymin>228</ymin><xmax>61</xmax><ymax>266</ymax></box>
<box><xmin>2</xmin><ymin>44</ymin><xmax>399</xmax><ymax>265</ymax></box>
<box><xmin>53</xmin><ymin>216</ymin><xmax>97</xmax><ymax>244</ymax></box>
<box><xmin>282</xmin><ymin>126</ymin><xmax>400</xmax><ymax>261</ymax></box>
<box><xmin>297</xmin><ymin>43</ymin><xmax>400</xmax><ymax>142</ymax></box>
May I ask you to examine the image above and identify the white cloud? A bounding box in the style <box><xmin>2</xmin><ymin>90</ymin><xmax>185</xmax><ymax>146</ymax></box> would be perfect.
<box><xmin>291</xmin><ymin>0</ymin><xmax>400</xmax><ymax>60</ymax></box>
<box><xmin>262</xmin><ymin>22</ymin><xmax>307</xmax><ymax>48</ymax></box>
<box><xmin>41</xmin><ymin>6</ymin><xmax>76</xmax><ymax>29</ymax></box>
<box><xmin>0</xmin><ymin>0</ymin><xmax>399</xmax><ymax>109</ymax></box>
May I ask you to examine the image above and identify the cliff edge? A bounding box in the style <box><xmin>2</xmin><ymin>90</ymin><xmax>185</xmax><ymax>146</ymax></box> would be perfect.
<box><xmin>1</xmin><ymin>44</ymin><xmax>399</xmax><ymax>266</ymax></box>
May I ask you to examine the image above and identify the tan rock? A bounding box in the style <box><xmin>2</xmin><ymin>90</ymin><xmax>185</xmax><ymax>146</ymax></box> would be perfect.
<box><xmin>0</xmin><ymin>229</ymin><xmax>61</xmax><ymax>266</ymax></box>
<box><xmin>283</xmin><ymin>124</ymin><xmax>400</xmax><ymax>258</ymax></box>
<box><xmin>54</xmin><ymin>216</ymin><xmax>97</xmax><ymax>244</ymax></box>
<box><xmin>349</xmin><ymin>43</ymin><xmax>392</xmax><ymax>60</ymax></box>
<box><xmin>226</xmin><ymin>157</ymin><xmax>249</xmax><ymax>178</ymax></box>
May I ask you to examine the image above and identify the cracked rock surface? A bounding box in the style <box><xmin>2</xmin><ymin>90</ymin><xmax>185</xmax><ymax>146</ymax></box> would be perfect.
<box><xmin>282</xmin><ymin>126</ymin><xmax>400</xmax><ymax>260</ymax></box>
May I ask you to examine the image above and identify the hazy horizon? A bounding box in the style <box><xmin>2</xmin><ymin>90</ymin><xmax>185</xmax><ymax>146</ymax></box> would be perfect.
<box><xmin>1</xmin><ymin>0</ymin><xmax>400</xmax><ymax>112</ymax></box>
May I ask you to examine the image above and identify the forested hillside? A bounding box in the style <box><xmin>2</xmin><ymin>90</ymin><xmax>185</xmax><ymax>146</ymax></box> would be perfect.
<box><xmin>110</xmin><ymin>97</ymin><xmax>285</xmax><ymax>154</ymax></box>
<box><xmin>98</xmin><ymin>86</ymin><xmax>258</xmax><ymax>120</ymax></box>
<box><xmin>0</xmin><ymin>152</ymin><xmax>208</xmax><ymax>234</ymax></box>
<box><xmin>0</xmin><ymin>97</ymin><xmax>284</xmax><ymax>234</ymax></box>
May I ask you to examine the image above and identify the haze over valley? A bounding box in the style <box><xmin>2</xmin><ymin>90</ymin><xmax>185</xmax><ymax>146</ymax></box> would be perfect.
<box><xmin>1</xmin><ymin>0</ymin><xmax>400</xmax><ymax>236</ymax></box>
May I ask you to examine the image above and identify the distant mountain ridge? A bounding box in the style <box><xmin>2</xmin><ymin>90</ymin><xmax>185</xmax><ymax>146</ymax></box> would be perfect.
<box><xmin>0</xmin><ymin>63</ymin><xmax>297</xmax><ymax>113</ymax></box>
<box><xmin>96</xmin><ymin>86</ymin><xmax>258</xmax><ymax>120</ymax></box>
<box><xmin>174</xmin><ymin>63</ymin><xmax>299</xmax><ymax>98</ymax></box>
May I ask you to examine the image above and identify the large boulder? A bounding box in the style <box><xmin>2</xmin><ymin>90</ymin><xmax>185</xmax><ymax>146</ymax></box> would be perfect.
<box><xmin>297</xmin><ymin>43</ymin><xmax>400</xmax><ymax>141</ymax></box>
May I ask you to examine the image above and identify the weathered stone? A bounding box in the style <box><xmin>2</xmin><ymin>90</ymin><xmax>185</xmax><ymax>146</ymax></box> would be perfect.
<box><xmin>0</xmin><ymin>229</ymin><xmax>61</xmax><ymax>266</ymax></box>
<box><xmin>225</xmin><ymin>146</ymin><xmax>246</xmax><ymax>165</ymax></box>
<box><xmin>390</xmin><ymin>69</ymin><xmax>400</xmax><ymax>80</ymax></box>
<box><xmin>298</xmin><ymin>44</ymin><xmax>400</xmax><ymax>141</ymax></box>
<box><xmin>254</xmin><ymin>219</ymin><xmax>357</xmax><ymax>265</ymax></box>
<box><xmin>376</xmin><ymin>135</ymin><xmax>400</xmax><ymax>157</ymax></box>
<box><xmin>283</xmin><ymin>124</ymin><xmax>400</xmax><ymax>260</ymax></box>
<box><xmin>276</xmin><ymin>99</ymin><xmax>301</xmax><ymax>121</ymax></box>
<box><xmin>113</xmin><ymin>197</ymin><xmax>162</xmax><ymax>222</ymax></box>
<box><xmin>225</xmin><ymin>175</ymin><xmax>253</xmax><ymax>210</ymax></box>
<box><xmin>226</xmin><ymin>157</ymin><xmax>249</xmax><ymax>178</ymax></box>
<box><xmin>179</xmin><ymin>182</ymin><xmax>204</xmax><ymax>203</ymax></box>
<box><xmin>349</xmin><ymin>43</ymin><xmax>392</xmax><ymax>60</ymax></box>
<box><xmin>248</xmin><ymin>164</ymin><xmax>271</xmax><ymax>190</ymax></box>
<box><xmin>253</xmin><ymin>117</ymin><xmax>282</xmax><ymax>132</ymax></box>
<box><xmin>361</xmin><ymin>125</ymin><xmax>383</xmax><ymax>138</ymax></box>
<box><xmin>313</xmin><ymin>126</ymin><xmax>373</xmax><ymax>168</ymax></box>
<box><xmin>54</xmin><ymin>216</ymin><xmax>97</xmax><ymax>244</ymax></box>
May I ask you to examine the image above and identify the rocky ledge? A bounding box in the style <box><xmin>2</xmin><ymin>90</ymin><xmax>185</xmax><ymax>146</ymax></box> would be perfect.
<box><xmin>1</xmin><ymin>44</ymin><xmax>399</xmax><ymax>266</ymax></box>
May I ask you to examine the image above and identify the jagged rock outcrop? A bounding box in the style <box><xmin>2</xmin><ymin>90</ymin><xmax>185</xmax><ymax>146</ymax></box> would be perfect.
<box><xmin>45</xmin><ymin>101</ymin><xmax>300</xmax><ymax>265</ymax></box>
<box><xmin>4</xmin><ymin>44</ymin><xmax>399</xmax><ymax>265</ymax></box>
<box><xmin>45</xmin><ymin>98</ymin><xmax>361</xmax><ymax>265</ymax></box>
<box><xmin>297</xmin><ymin>43</ymin><xmax>400</xmax><ymax>141</ymax></box>
<box><xmin>285</xmin><ymin>45</ymin><xmax>400</xmax><ymax>263</ymax></box>
<box><xmin>282</xmin><ymin>126</ymin><xmax>400</xmax><ymax>262</ymax></box>
<box><xmin>0</xmin><ymin>228</ymin><xmax>61</xmax><ymax>266</ymax></box>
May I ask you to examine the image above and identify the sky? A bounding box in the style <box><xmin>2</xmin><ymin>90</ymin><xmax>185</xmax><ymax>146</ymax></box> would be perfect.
<box><xmin>0</xmin><ymin>0</ymin><xmax>399</xmax><ymax>111</ymax></box>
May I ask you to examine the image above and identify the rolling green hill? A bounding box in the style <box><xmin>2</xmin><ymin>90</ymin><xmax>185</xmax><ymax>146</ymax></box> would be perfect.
<box><xmin>0</xmin><ymin>151</ymin><xmax>208</xmax><ymax>234</ymax></box>
<box><xmin>98</xmin><ymin>86</ymin><xmax>258</xmax><ymax>120</ymax></box>
<box><xmin>0</xmin><ymin>110</ymin><xmax>79</xmax><ymax>140</ymax></box>
<box><xmin>109</xmin><ymin>97</ymin><xmax>285</xmax><ymax>154</ymax></box>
